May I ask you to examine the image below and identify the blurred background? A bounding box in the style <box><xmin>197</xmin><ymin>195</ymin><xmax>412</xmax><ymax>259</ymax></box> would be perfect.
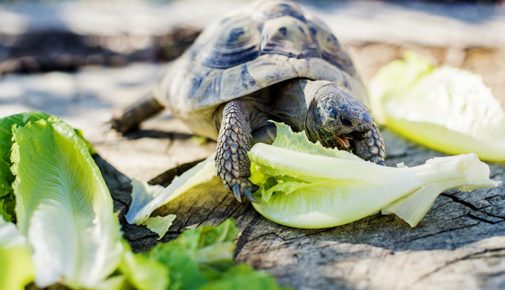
<box><xmin>1</xmin><ymin>0</ymin><xmax>504</xmax><ymax>179</ymax></box>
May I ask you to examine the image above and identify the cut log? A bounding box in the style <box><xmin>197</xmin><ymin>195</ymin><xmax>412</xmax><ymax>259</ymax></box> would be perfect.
<box><xmin>97</xmin><ymin>128</ymin><xmax>505</xmax><ymax>290</ymax></box>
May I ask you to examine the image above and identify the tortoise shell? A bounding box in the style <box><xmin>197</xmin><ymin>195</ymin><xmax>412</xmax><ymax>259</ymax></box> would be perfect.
<box><xmin>159</xmin><ymin>0</ymin><xmax>368</xmax><ymax>139</ymax></box>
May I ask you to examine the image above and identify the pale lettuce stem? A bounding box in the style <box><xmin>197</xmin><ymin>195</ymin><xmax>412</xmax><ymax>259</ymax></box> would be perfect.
<box><xmin>383</xmin><ymin>154</ymin><xmax>498</xmax><ymax>227</ymax></box>
<box><xmin>250</xmin><ymin>144</ymin><xmax>407</xmax><ymax>182</ymax></box>
<box><xmin>405</xmin><ymin>153</ymin><xmax>497</xmax><ymax>187</ymax></box>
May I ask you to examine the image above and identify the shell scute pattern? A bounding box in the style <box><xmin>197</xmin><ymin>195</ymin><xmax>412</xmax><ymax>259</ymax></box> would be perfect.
<box><xmin>200</xmin><ymin>15</ymin><xmax>260</xmax><ymax>69</ymax></box>
<box><xmin>260</xmin><ymin>16</ymin><xmax>320</xmax><ymax>59</ymax></box>
<box><xmin>202</xmin><ymin>70</ymin><xmax>223</xmax><ymax>99</ymax></box>
<box><xmin>188</xmin><ymin>66</ymin><xmax>211</xmax><ymax>99</ymax></box>
<box><xmin>239</xmin><ymin>65</ymin><xmax>257</xmax><ymax>89</ymax></box>
<box><xmin>164</xmin><ymin>0</ymin><xmax>366</xmax><ymax>137</ymax></box>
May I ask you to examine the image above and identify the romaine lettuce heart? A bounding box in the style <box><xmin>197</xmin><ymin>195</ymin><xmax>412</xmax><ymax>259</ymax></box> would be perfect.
<box><xmin>11</xmin><ymin>118</ymin><xmax>124</xmax><ymax>288</ymax></box>
<box><xmin>249</xmin><ymin>123</ymin><xmax>498</xmax><ymax>228</ymax></box>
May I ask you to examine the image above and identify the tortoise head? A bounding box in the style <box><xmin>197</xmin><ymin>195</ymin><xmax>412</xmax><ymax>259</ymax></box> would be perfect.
<box><xmin>305</xmin><ymin>84</ymin><xmax>373</xmax><ymax>150</ymax></box>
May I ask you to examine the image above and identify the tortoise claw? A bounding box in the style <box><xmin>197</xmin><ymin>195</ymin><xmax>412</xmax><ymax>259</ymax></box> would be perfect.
<box><xmin>375</xmin><ymin>160</ymin><xmax>385</xmax><ymax>166</ymax></box>
<box><xmin>231</xmin><ymin>182</ymin><xmax>258</xmax><ymax>203</ymax></box>
<box><xmin>232</xmin><ymin>184</ymin><xmax>242</xmax><ymax>203</ymax></box>
<box><xmin>244</xmin><ymin>185</ymin><xmax>259</xmax><ymax>203</ymax></box>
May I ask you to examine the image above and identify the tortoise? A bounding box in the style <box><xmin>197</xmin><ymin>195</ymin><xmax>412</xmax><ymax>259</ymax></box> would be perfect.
<box><xmin>112</xmin><ymin>0</ymin><xmax>386</xmax><ymax>202</ymax></box>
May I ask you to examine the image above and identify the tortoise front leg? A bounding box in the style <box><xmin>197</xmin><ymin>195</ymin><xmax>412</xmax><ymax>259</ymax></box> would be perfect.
<box><xmin>352</xmin><ymin>124</ymin><xmax>386</xmax><ymax>165</ymax></box>
<box><xmin>216</xmin><ymin>100</ymin><xmax>258</xmax><ymax>202</ymax></box>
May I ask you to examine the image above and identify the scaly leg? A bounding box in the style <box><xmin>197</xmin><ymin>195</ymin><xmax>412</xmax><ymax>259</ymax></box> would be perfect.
<box><xmin>353</xmin><ymin>124</ymin><xmax>386</xmax><ymax>165</ymax></box>
<box><xmin>215</xmin><ymin>100</ymin><xmax>258</xmax><ymax>202</ymax></box>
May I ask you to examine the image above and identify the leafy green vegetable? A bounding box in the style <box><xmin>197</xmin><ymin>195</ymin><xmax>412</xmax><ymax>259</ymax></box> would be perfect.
<box><xmin>0</xmin><ymin>217</ymin><xmax>35</xmax><ymax>290</ymax></box>
<box><xmin>10</xmin><ymin>117</ymin><xmax>124</xmax><ymax>288</ymax></box>
<box><xmin>381</xmin><ymin>155</ymin><xmax>497</xmax><ymax>226</ymax></box>
<box><xmin>144</xmin><ymin>219</ymin><xmax>286</xmax><ymax>290</ymax></box>
<box><xmin>145</xmin><ymin>215</ymin><xmax>177</xmax><ymax>240</ymax></box>
<box><xmin>0</xmin><ymin>112</ymin><xmax>50</xmax><ymax>221</ymax></box>
<box><xmin>127</xmin><ymin>179</ymin><xmax>176</xmax><ymax>238</ymax></box>
<box><xmin>249</xmin><ymin>123</ymin><xmax>498</xmax><ymax>228</ymax></box>
<box><xmin>119</xmin><ymin>242</ymin><xmax>170</xmax><ymax>290</ymax></box>
<box><xmin>0</xmin><ymin>112</ymin><xmax>284</xmax><ymax>290</ymax></box>
<box><xmin>369</xmin><ymin>52</ymin><xmax>505</xmax><ymax>161</ymax></box>
<box><xmin>368</xmin><ymin>52</ymin><xmax>434</xmax><ymax>124</ymax></box>
<box><xmin>267</xmin><ymin>121</ymin><xmax>360</xmax><ymax>160</ymax></box>
<box><xmin>198</xmin><ymin>264</ymin><xmax>287</xmax><ymax>290</ymax></box>
<box><xmin>127</xmin><ymin>155</ymin><xmax>217</xmax><ymax>225</ymax></box>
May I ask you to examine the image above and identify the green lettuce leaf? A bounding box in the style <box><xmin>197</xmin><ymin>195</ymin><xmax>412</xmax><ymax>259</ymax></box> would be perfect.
<box><xmin>126</xmin><ymin>155</ymin><xmax>217</xmax><ymax>225</ymax></box>
<box><xmin>249</xmin><ymin>123</ymin><xmax>498</xmax><ymax>228</ymax></box>
<box><xmin>121</xmin><ymin>122</ymin><xmax>497</xmax><ymax>230</ymax></box>
<box><xmin>369</xmin><ymin>52</ymin><xmax>505</xmax><ymax>161</ymax></box>
<box><xmin>0</xmin><ymin>217</ymin><xmax>35</xmax><ymax>290</ymax></box>
<box><xmin>146</xmin><ymin>219</ymin><xmax>236</xmax><ymax>290</ymax></box>
<box><xmin>145</xmin><ymin>215</ymin><xmax>177</xmax><ymax>240</ymax></box>
<box><xmin>144</xmin><ymin>219</ymin><xmax>286</xmax><ymax>290</ymax></box>
<box><xmin>199</xmin><ymin>264</ymin><xmax>288</xmax><ymax>290</ymax></box>
<box><xmin>0</xmin><ymin>112</ymin><xmax>50</xmax><ymax>221</ymax></box>
<box><xmin>270</xmin><ymin>121</ymin><xmax>360</xmax><ymax>160</ymax></box>
<box><xmin>118</xmin><ymin>242</ymin><xmax>169</xmax><ymax>290</ymax></box>
<box><xmin>368</xmin><ymin>52</ymin><xmax>434</xmax><ymax>124</ymax></box>
<box><xmin>11</xmin><ymin>117</ymin><xmax>124</xmax><ymax>288</ymax></box>
<box><xmin>2</xmin><ymin>112</ymin><xmax>283</xmax><ymax>290</ymax></box>
<box><xmin>122</xmin><ymin>121</ymin><xmax>497</xmax><ymax>229</ymax></box>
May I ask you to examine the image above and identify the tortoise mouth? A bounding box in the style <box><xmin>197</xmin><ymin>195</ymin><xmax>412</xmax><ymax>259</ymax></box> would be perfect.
<box><xmin>334</xmin><ymin>135</ymin><xmax>351</xmax><ymax>149</ymax></box>
<box><xmin>349</xmin><ymin>130</ymin><xmax>369</xmax><ymax>141</ymax></box>
<box><xmin>332</xmin><ymin>128</ymin><xmax>370</xmax><ymax>150</ymax></box>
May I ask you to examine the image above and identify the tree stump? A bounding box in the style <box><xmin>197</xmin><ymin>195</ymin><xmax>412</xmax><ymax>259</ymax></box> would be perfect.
<box><xmin>96</xmin><ymin>125</ymin><xmax>505</xmax><ymax>290</ymax></box>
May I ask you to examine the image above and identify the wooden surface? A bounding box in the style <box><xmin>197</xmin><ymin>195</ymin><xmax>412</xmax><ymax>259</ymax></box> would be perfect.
<box><xmin>1</xmin><ymin>1</ymin><xmax>505</xmax><ymax>289</ymax></box>
<box><xmin>100</xmin><ymin>119</ymin><xmax>505</xmax><ymax>290</ymax></box>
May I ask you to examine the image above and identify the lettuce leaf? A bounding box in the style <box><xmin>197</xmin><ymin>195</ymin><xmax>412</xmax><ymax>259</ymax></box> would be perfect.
<box><xmin>0</xmin><ymin>217</ymin><xmax>35</xmax><ymax>290</ymax></box>
<box><xmin>249</xmin><ymin>123</ymin><xmax>498</xmax><ymax>228</ymax></box>
<box><xmin>368</xmin><ymin>52</ymin><xmax>434</xmax><ymax>124</ymax></box>
<box><xmin>119</xmin><ymin>241</ymin><xmax>170</xmax><ymax>290</ymax></box>
<box><xmin>2</xmin><ymin>112</ymin><xmax>283</xmax><ymax>290</ymax></box>
<box><xmin>126</xmin><ymin>155</ymin><xmax>217</xmax><ymax>225</ymax></box>
<box><xmin>10</xmin><ymin>117</ymin><xmax>124</xmax><ymax>288</ymax></box>
<box><xmin>0</xmin><ymin>112</ymin><xmax>50</xmax><ymax>221</ymax></box>
<box><xmin>145</xmin><ymin>215</ymin><xmax>177</xmax><ymax>240</ymax></box>
<box><xmin>144</xmin><ymin>219</ymin><xmax>286</xmax><ymax>290</ymax></box>
<box><xmin>369</xmin><ymin>52</ymin><xmax>505</xmax><ymax>161</ymax></box>
<box><xmin>198</xmin><ymin>264</ymin><xmax>288</xmax><ymax>290</ymax></box>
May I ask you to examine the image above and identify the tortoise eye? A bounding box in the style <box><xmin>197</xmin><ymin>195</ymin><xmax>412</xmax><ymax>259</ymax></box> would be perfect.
<box><xmin>340</xmin><ymin>116</ymin><xmax>353</xmax><ymax>127</ymax></box>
